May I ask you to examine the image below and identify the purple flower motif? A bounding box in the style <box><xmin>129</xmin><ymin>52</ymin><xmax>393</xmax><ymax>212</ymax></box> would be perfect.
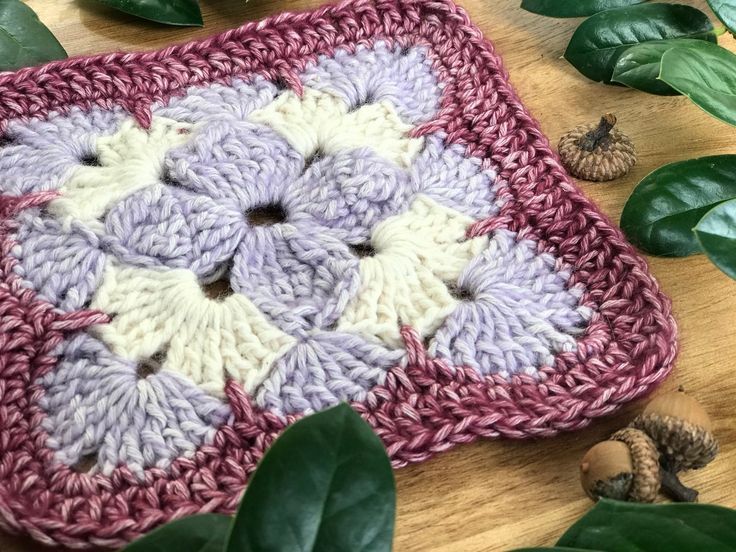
<box><xmin>40</xmin><ymin>334</ymin><xmax>230</xmax><ymax>477</ymax></box>
<box><xmin>103</xmin><ymin>185</ymin><xmax>245</xmax><ymax>279</ymax></box>
<box><xmin>0</xmin><ymin>107</ymin><xmax>124</xmax><ymax>195</ymax></box>
<box><xmin>429</xmin><ymin>230</ymin><xmax>591</xmax><ymax>378</ymax></box>
<box><xmin>154</xmin><ymin>76</ymin><xmax>279</xmax><ymax>124</ymax></box>
<box><xmin>11</xmin><ymin>209</ymin><xmax>106</xmax><ymax>312</ymax></box>
<box><xmin>255</xmin><ymin>331</ymin><xmax>403</xmax><ymax>416</ymax></box>
<box><xmin>284</xmin><ymin>148</ymin><xmax>412</xmax><ymax>244</ymax></box>
<box><xmin>301</xmin><ymin>41</ymin><xmax>441</xmax><ymax>124</ymax></box>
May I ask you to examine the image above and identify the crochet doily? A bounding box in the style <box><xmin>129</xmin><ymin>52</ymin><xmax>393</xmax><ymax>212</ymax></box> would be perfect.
<box><xmin>0</xmin><ymin>0</ymin><xmax>677</xmax><ymax>547</ymax></box>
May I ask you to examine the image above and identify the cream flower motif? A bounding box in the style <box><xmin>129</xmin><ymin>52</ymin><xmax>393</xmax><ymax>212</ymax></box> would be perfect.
<box><xmin>249</xmin><ymin>87</ymin><xmax>424</xmax><ymax>168</ymax></box>
<box><xmin>336</xmin><ymin>195</ymin><xmax>489</xmax><ymax>347</ymax></box>
<box><xmin>91</xmin><ymin>262</ymin><xmax>296</xmax><ymax>396</ymax></box>
<box><xmin>48</xmin><ymin>117</ymin><xmax>193</xmax><ymax>224</ymax></box>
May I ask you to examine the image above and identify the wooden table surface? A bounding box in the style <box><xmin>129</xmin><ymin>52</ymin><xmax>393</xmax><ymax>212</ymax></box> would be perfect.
<box><xmin>3</xmin><ymin>1</ymin><xmax>735</xmax><ymax>550</ymax></box>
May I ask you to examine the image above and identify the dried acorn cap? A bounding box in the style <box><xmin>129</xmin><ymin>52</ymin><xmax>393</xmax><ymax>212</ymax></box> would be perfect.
<box><xmin>580</xmin><ymin>440</ymin><xmax>635</xmax><ymax>501</ymax></box>
<box><xmin>610</xmin><ymin>428</ymin><xmax>661</xmax><ymax>503</ymax></box>
<box><xmin>558</xmin><ymin>114</ymin><xmax>637</xmax><ymax>182</ymax></box>
<box><xmin>631</xmin><ymin>390</ymin><xmax>718</xmax><ymax>472</ymax></box>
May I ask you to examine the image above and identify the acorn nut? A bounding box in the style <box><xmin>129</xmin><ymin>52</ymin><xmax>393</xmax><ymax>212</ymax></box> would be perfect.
<box><xmin>558</xmin><ymin>114</ymin><xmax>636</xmax><ymax>182</ymax></box>
<box><xmin>630</xmin><ymin>389</ymin><xmax>718</xmax><ymax>502</ymax></box>
<box><xmin>580</xmin><ymin>428</ymin><xmax>660</xmax><ymax>503</ymax></box>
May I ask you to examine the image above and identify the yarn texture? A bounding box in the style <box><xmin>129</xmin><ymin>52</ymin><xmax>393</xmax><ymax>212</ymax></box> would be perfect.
<box><xmin>0</xmin><ymin>0</ymin><xmax>676</xmax><ymax>547</ymax></box>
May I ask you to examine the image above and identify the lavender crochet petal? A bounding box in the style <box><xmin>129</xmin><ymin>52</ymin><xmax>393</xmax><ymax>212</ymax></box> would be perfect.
<box><xmin>39</xmin><ymin>334</ymin><xmax>230</xmax><ymax>477</ymax></box>
<box><xmin>165</xmin><ymin>120</ymin><xmax>303</xmax><ymax>210</ymax></box>
<box><xmin>10</xmin><ymin>210</ymin><xmax>106</xmax><ymax>311</ymax></box>
<box><xmin>285</xmin><ymin>149</ymin><xmax>412</xmax><ymax>244</ymax></box>
<box><xmin>430</xmin><ymin>230</ymin><xmax>591</xmax><ymax>377</ymax></box>
<box><xmin>301</xmin><ymin>41</ymin><xmax>441</xmax><ymax>124</ymax></box>
<box><xmin>231</xmin><ymin>221</ymin><xmax>360</xmax><ymax>334</ymax></box>
<box><xmin>154</xmin><ymin>76</ymin><xmax>279</xmax><ymax>123</ymax></box>
<box><xmin>255</xmin><ymin>331</ymin><xmax>403</xmax><ymax>416</ymax></box>
<box><xmin>103</xmin><ymin>185</ymin><xmax>245</xmax><ymax>278</ymax></box>
<box><xmin>0</xmin><ymin>107</ymin><xmax>124</xmax><ymax>195</ymax></box>
<box><xmin>411</xmin><ymin>134</ymin><xmax>501</xmax><ymax>220</ymax></box>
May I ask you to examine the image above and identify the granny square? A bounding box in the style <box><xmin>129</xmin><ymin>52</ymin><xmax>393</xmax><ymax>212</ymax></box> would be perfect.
<box><xmin>0</xmin><ymin>0</ymin><xmax>677</xmax><ymax>547</ymax></box>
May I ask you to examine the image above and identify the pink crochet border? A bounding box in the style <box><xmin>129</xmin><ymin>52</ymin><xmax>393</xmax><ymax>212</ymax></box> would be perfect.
<box><xmin>0</xmin><ymin>0</ymin><xmax>677</xmax><ymax>547</ymax></box>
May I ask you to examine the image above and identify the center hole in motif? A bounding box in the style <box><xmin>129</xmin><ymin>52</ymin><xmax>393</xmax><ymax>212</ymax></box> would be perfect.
<box><xmin>79</xmin><ymin>153</ymin><xmax>101</xmax><ymax>167</ymax></box>
<box><xmin>349</xmin><ymin>243</ymin><xmax>376</xmax><ymax>258</ymax></box>
<box><xmin>202</xmin><ymin>275</ymin><xmax>234</xmax><ymax>300</ymax></box>
<box><xmin>136</xmin><ymin>350</ymin><xmax>166</xmax><ymax>379</ymax></box>
<box><xmin>247</xmin><ymin>203</ymin><xmax>287</xmax><ymax>226</ymax></box>
<box><xmin>447</xmin><ymin>283</ymin><xmax>473</xmax><ymax>302</ymax></box>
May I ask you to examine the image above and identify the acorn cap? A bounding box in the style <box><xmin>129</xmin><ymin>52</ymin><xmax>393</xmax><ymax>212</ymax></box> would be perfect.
<box><xmin>610</xmin><ymin>428</ymin><xmax>661</xmax><ymax>503</ymax></box>
<box><xmin>580</xmin><ymin>440</ymin><xmax>634</xmax><ymax>501</ymax></box>
<box><xmin>558</xmin><ymin>114</ymin><xmax>637</xmax><ymax>182</ymax></box>
<box><xmin>631</xmin><ymin>390</ymin><xmax>718</xmax><ymax>471</ymax></box>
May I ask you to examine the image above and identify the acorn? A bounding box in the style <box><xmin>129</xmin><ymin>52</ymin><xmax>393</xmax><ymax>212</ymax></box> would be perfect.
<box><xmin>580</xmin><ymin>428</ymin><xmax>660</xmax><ymax>503</ymax></box>
<box><xmin>631</xmin><ymin>389</ymin><xmax>718</xmax><ymax>502</ymax></box>
<box><xmin>558</xmin><ymin>113</ymin><xmax>636</xmax><ymax>182</ymax></box>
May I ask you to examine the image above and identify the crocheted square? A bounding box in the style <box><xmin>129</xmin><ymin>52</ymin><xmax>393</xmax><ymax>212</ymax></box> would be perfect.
<box><xmin>0</xmin><ymin>0</ymin><xmax>676</xmax><ymax>547</ymax></box>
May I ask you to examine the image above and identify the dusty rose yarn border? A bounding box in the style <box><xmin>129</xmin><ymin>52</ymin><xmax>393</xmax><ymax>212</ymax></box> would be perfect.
<box><xmin>0</xmin><ymin>0</ymin><xmax>677</xmax><ymax>547</ymax></box>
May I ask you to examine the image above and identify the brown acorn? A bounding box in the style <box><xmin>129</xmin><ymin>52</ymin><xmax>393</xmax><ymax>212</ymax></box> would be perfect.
<box><xmin>558</xmin><ymin>114</ymin><xmax>636</xmax><ymax>182</ymax></box>
<box><xmin>631</xmin><ymin>389</ymin><xmax>718</xmax><ymax>502</ymax></box>
<box><xmin>580</xmin><ymin>428</ymin><xmax>660</xmax><ymax>503</ymax></box>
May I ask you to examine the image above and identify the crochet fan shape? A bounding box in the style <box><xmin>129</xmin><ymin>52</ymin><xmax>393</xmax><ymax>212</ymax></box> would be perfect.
<box><xmin>0</xmin><ymin>0</ymin><xmax>676</xmax><ymax>547</ymax></box>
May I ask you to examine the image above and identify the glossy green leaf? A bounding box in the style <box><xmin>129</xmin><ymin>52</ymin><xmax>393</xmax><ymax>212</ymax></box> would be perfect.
<box><xmin>94</xmin><ymin>0</ymin><xmax>203</xmax><ymax>27</ymax></box>
<box><xmin>557</xmin><ymin>499</ymin><xmax>736</xmax><ymax>551</ymax></box>
<box><xmin>612</xmin><ymin>38</ymin><xmax>716</xmax><ymax>95</ymax></box>
<box><xmin>0</xmin><ymin>0</ymin><xmax>66</xmax><ymax>71</ymax></box>
<box><xmin>708</xmin><ymin>0</ymin><xmax>736</xmax><ymax>34</ymax></box>
<box><xmin>620</xmin><ymin>155</ymin><xmax>736</xmax><ymax>256</ymax></box>
<box><xmin>564</xmin><ymin>4</ymin><xmax>714</xmax><ymax>84</ymax></box>
<box><xmin>121</xmin><ymin>514</ymin><xmax>232</xmax><ymax>552</ymax></box>
<box><xmin>660</xmin><ymin>40</ymin><xmax>736</xmax><ymax>127</ymax></box>
<box><xmin>520</xmin><ymin>0</ymin><xmax>647</xmax><ymax>18</ymax></box>
<box><xmin>226</xmin><ymin>403</ymin><xmax>395</xmax><ymax>552</ymax></box>
<box><xmin>695</xmin><ymin>198</ymin><xmax>736</xmax><ymax>280</ymax></box>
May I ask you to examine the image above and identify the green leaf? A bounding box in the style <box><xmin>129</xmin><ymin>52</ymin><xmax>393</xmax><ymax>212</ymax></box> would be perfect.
<box><xmin>520</xmin><ymin>0</ymin><xmax>648</xmax><ymax>18</ymax></box>
<box><xmin>557</xmin><ymin>499</ymin><xmax>736</xmax><ymax>551</ymax></box>
<box><xmin>707</xmin><ymin>0</ymin><xmax>736</xmax><ymax>34</ymax></box>
<box><xmin>121</xmin><ymin>514</ymin><xmax>232</xmax><ymax>552</ymax></box>
<box><xmin>564</xmin><ymin>4</ymin><xmax>715</xmax><ymax>84</ymax></box>
<box><xmin>226</xmin><ymin>403</ymin><xmax>395</xmax><ymax>552</ymax></box>
<box><xmin>695</xmin><ymin>198</ymin><xmax>736</xmax><ymax>279</ymax></box>
<box><xmin>93</xmin><ymin>0</ymin><xmax>203</xmax><ymax>27</ymax></box>
<box><xmin>659</xmin><ymin>40</ymin><xmax>736</xmax><ymax>127</ymax></box>
<box><xmin>620</xmin><ymin>155</ymin><xmax>736</xmax><ymax>257</ymax></box>
<box><xmin>612</xmin><ymin>38</ymin><xmax>716</xmax><ymax>95</ymax></box>
<box><xmin>0</xmin><ymin>0</ymin><xmax>66</xmax><ymax>71</ymax></box>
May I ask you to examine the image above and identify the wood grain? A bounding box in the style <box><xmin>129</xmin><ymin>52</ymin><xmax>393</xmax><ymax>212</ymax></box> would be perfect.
<box><xmin>3</xmin><ymin>1</ymin><xmax>735</xmax><ymax>550</ymax></box>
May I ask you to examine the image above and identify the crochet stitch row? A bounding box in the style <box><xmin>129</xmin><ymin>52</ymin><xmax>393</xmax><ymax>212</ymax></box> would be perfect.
<box><xmin>0</xmin><ymin>0</ymin><xmax>677</xmax><ymax>547</ymax></box>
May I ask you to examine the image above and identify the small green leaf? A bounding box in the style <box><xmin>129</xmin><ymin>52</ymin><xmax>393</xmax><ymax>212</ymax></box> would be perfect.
<box><xmin>520</xmin><ymin>0</ymin><xmax>648</xmax><ymax>18</ymax></box>
<box><xmin>620</xmin><ymin>155</ymin><xmax>736</xmax><ymax>256</ymax></box>
<box><xmin>0</xmin><ymin>0</ymin><xmax>67</xmax><ymax>71</ymax></box>
<box><xmin>564</xmin><ymin>4</ymin><xmax>715</xmax><ymax>84</ymax></box>
<box><xmin>557</xmin><ymin>499</ymin><xmax>736</xmax><ymax>551</ymax></box>
<box><xmin>612</xmin><ymin>38</ymin><xmax>716</xmax><ymax>95</ymax></box>
<box><xmin>121</xmin><ymin>514</ymin><xmax>232</xmax><ymax>552</ymax></box>
<box><xmin>660</xmin><ymin>41</ymin><xmax>736</xmax><ymax>127</ymax></box>
<box><xmin>226</xmin><ymin>403</ymin><xmax>395</xmax><ymax>552</ymax></box>
<box><xmin>695</xmin><ymin>198</ymin><xmax>736</xmax><ymax>280</ymax></box>
<box><xmin>707</xmin><ymin>0</ymin><xmax>736</xmax><ymax>34</ymax></box>
<box><xmin>94</xmin><ymin>0</ymin><xmax>203</xmax><ymax>27</ymax></box>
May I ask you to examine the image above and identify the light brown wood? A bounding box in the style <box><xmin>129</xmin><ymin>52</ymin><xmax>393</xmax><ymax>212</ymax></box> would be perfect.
<box><xmin>3</xmin><ymin>1</ymin><xmax>735</xmax><ymax>550</ymax></box>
